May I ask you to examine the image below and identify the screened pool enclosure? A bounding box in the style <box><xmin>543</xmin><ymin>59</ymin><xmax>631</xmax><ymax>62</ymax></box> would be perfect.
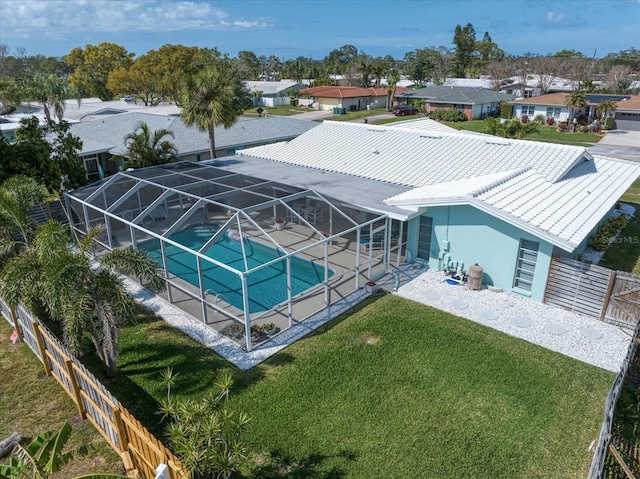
<box><xmin>66</xmin><ymin>162</ymin><xmax>406</xmax><ymax>351</ymax></box>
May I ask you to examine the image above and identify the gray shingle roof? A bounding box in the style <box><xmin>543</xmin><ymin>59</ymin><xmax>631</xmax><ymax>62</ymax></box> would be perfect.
<box><xmin>69</xmin><ymin>112</ymin><xmax>318</xmax><ymax>156</ymax></box>
<box><xmin>397</xmin><ymin>85</ymin><xmax>515</xmax><ymax>104</ymax></box>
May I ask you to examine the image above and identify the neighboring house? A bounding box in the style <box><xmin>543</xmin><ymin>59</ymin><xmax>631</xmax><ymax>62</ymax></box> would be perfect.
<box><xmin>232</xmin><ymin>119</ymin><xmax>640</xmax><ymax>302</ymax></box>
<box><xmin>297</xmin><ymin>86</ymin><xmax>407</xmax><ymax>111</ymax></box>
<box><xmin>511</xmin><ymin>92</ymin><xmax>640</xmax><ymax>129</ymax></box>
<box><xmin>245</xmin><ymin>80</ymin><xmax>306</xmax><ymax>107</ymax></box>
<box><xmin>396</xmin><ymin>86</ymin><xmax>515</xmax><ymax>120</ymax></box>
<box><xmin>69</xmin><ymin>112</ymin><xmax>318</xmax><ymax>181</ymax></box>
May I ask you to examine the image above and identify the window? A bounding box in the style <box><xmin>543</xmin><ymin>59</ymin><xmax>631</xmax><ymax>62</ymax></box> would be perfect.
<box><xmin>195</xmin><ymin>153</ymin><xmax>201</xmax><ymax>162</ymax></box>
<box><xmin>546</xmin><ymin>107</ymin><xmax>561</xmax><ymax>118</ymax></box>
<box><xmin>521</xmin><ymin>105</ymin><xmax>535</xmax><ymax>116</ymax></box>
<box><xmin>416</xmin><ymin>216</ymin><xmax>433</xmax><ymax>261</ymax></box>
<box><xmin>513</xmin><ymin>239</ymin><xmax>539</xmax><ymax>292</ymax></box>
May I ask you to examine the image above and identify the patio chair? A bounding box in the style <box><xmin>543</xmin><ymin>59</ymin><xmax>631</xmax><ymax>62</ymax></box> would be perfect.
<box><xmin>306</xmin><ymin>207</ymin><xmax>323</xmax><ymax>225</ymax></box>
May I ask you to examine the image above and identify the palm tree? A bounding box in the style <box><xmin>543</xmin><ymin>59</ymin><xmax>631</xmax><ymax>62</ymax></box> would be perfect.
<box><xmin>180</xmin><ymin>62</ymin><xmax>249</xmax><ymax>160</ymax></box>
<box><xmin>0</xmin><ymin>176</ymin><xmax>165</xmax><ymax>377</ymax></box>
<box><xmin>564</xmin><ymin>90</ymin><xmax>587</xmax><ymax>122</ymax></box>
<box><xmin>30</xmin><ymin>73</ymin><xmax>80</xmax><ymax>123</ymax></box>
<box><xmin>596</xmin><ymin>99</ymin><xmax>617</xmax><ymax>122</ymax></box>
<box><xmin>386</xmin><ymin>68</ymin><xmax>400</xmax><ymax>112</ymax></box>
<box><xmin>119</xmin><ymin>121</ymin><xmax>178</xmax><ymax>169</ymax></box>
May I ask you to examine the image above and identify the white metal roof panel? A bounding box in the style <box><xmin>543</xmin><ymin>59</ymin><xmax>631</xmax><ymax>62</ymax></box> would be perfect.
<box><xmin>240</xmin><ymin>121</ymin><xmax>589</xmax><ymax>186</ymax></box>
<box><xmin>476</xmin><ymin>157</ymin><xmax>640</xmax><ymax>249</ymax></box>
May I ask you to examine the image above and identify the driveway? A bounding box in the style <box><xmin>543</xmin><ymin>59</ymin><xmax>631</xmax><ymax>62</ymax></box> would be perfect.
<box><xmin>588</xmin><ymin>130</ymin><xmax>640</xmax><ymax>162</ymax></box>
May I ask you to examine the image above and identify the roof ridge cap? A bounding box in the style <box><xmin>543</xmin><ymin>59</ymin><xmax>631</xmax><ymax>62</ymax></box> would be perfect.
<box><xmin>471</xmin><ymin>167</ymin><xmax>532</xmax><ymax>196</ymax></box>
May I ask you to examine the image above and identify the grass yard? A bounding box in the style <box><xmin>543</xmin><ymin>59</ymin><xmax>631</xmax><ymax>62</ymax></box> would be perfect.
<box><xmin>243</xmin><ymin>106</ymin><xmax>306</xmax><ymax>117</ymax></box>
<box><xmin>89</xmin><ymin>295</ymin><xmax>612</xmax><ymax>479</ymax></box>
<box><xmin>600</xmin><ymin>179</ymin><xmax>640</xmax><ymax>274</ymax></box>
<box><xmin>443</xmin><ymin>120</ymin><xmax>602</xmax><ymax>146</ymax></box>
<box><xmin>0</xmin><ymin>320</ymin><xmax>123</xmax><ymax>478</ymax></box>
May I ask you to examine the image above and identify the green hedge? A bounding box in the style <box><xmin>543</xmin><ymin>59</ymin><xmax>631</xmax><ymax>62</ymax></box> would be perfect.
<box><xmin>428</xmin><ymin>108</ymin><xmax>467</xmax><ymax>122</ymax></box>
<box><xmin>589</xmin><ymin>214</ymin><xmax>630</xmax><ymax>251</ymax></box>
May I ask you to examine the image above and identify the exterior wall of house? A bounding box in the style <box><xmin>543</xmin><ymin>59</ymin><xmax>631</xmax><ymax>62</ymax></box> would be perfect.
<box><xmin>513</xmin><ymin>104</ymin><xmax>570</xmax><ymax>124</ymax></box>
<box><xmin>406</xmin><ymin>205</ymin><xmax>554</xmax><ymax>302</ymax></box>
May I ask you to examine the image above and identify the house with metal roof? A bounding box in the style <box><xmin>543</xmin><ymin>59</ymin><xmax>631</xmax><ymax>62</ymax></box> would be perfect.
<box><xmin>396</xmin><ymin>85</ymin><xmax>515</xmax><ymax>120</ymax></box>
<box><xmin>233</xmin><ymin>119</ymin><xmax>640</xmax><ymax>302</ymax></box>
<box><xmin>245</xmin><ymin>80</ymin><xmax>306</xmax><ymax>107</ymax></box>
<box><xmin>69</xmin><ymin>112</ymin><xmax>318</xmax><ymax>180</ymax></box>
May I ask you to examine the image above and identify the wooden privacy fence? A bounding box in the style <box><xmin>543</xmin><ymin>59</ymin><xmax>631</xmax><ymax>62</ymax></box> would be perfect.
<box><xmin>0</xmin><ymin>298</ymin><xmax>188</xmax><ymax>479</ymax></box>
<box><xmin>544</xmin><ymin>256</ymin><xmax>640</xmax><ymax>330</ymax></box>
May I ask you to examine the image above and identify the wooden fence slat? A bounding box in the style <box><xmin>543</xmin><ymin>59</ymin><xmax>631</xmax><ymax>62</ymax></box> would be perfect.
<box><xmin>65</xmin><ymin>359</ymin><xmax>86</xmax><ymax>419</ymax></box>
<box><xmin>608</xmin><ymin>444</ymin><xmax>638</xmax><ymax>479</ymax></box>
<box><xmin>32</xmin><ymin>321</ymin><xmax>51</xmax><ymax>376</ymax></box>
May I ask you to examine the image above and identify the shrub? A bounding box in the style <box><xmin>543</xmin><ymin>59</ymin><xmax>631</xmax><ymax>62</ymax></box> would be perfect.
<box><xmin>521</xmin><ymin>114</ymin><xmax>529</xmax><ymax>124</ymax></box>
<box><xmin>546</xmin><ymin>117</ymin><xmax>556</xmax><ymax>126</ymax></box>
<box><xmin>589</xmin><ymin>214</ymin><xmax>630</xmax><ymax>251</ymax></box>
<box><xmin>604</xmin><ymin>117</ymin><xmax>615</xmax><ymax>130</ymax></box>
<box><xmin>557</xmin><ymin>121</ymin><xmax>568</xmax><ymax>132</ymax></box>
<box><xmin>534</xmin><ymin>114</ymin><xmax>546</xmax><ymax>125</ymax></box>
<box><xmin>428</xmin><ymin>108</ymin><xmax>467</xmax><ymax>122</ymax></box>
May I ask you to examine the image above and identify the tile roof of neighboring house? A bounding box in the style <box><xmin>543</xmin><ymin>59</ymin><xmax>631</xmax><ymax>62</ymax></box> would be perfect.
<box><xmin>299</xmin><ymin>86</ymin><xmax>391</xmax><ymax>98</ymax></box>
<box><xmin>396</xmin><ymin>85</ymin><xmax>515</xmax><ymax>104</ymax></box>
<box><xmin>70</xmin><ymin>112</ymin><xmax>318</xmax><ymax>156</ymax></box>
<box><xmin>240</xmin><ymin>120</ymin><xmax>640</xmax><ymax>251</ymax></box>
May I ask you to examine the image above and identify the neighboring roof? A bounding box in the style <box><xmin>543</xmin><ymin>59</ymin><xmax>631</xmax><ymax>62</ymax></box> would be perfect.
<box><xmin>511</xmin><ymin>93</ymin><xmax>640</xmax><ymax>112</ymax></box>
<box><xmin>299</xmin><ymin>86</ymin><xmax>389</xmax><ymax>99</ymax></box>
<box><xmin>443</xmin><ymin>78</ymin><xmax>494</xmax><ymax>89</ymax></box>
<box><xmin>239</xmin><ymin>120</ymin><xmax>640</xmax><ymax>251</ymax></box>
<box><xmin>63</xmin><ymin>100</ymin><xmax>181</xmax><ymax>121</ymax></box>
<box><xmin>244</xmin><ymin>80</ymin><xmax>304</xmax><ymax>95</ymax></box>
<box><xmin>69</xmin><ymin>112</ymin><xmax>318</xmax><ymax>156</ymax></box>
<box><xmin>397</xmin><ymin>86</ymin><xmax>515</xmax><ymax>104</ymax></box>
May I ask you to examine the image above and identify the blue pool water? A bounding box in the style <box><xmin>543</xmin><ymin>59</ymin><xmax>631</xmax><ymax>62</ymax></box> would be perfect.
<box><xmin>139</xmin><ymin>225</ymin><xmax>333</xmax><ymax>312</ymax></box>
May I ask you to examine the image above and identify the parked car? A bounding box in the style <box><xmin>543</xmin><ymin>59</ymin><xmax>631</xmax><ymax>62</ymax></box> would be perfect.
<box><xmin>393</xmin><ymin>105</ymin><xmax>419</xmax><ymax>116</ymax></box>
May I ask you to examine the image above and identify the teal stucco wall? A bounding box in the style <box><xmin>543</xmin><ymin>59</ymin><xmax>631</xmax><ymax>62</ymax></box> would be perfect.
<box><xmin>407</xmin><ymin>205</ymin><xmax>554</xmax><ymax>302</ymax></box>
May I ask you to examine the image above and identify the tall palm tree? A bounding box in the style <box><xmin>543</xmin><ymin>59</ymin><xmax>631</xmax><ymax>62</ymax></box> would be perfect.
<box><xmin>0</xmin><ymin>176</ymin><xmax>165</xmax><ymax>377</ymax></box>
<box><xmin>386</xmin><ymin>68</ymin><xmax>401</xmax><ymax>112</ymax></box>
<box><xmin>120</xmin><ymin>121</ymin><xmax>178</xmax><ymax>169</ymax></box>
<box><xmin>564</xmin><ymin>90</ymin><xmax>587</xmax><ymax>121</ymax></box>
<box><xmin>180</xmin><ymin>62</ymin><xmax>249</xmax><ymax>160</ymax></box>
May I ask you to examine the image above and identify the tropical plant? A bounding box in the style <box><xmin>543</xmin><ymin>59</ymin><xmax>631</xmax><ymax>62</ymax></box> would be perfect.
<box><xmin>116</xmin><ymin>121</ymin><xmax>178</xmax><ymax>169</ymax></box>
<box><xmin>158</xmin><ymin>368</ymin><xmax>250</xmax><ymax>479</ymax></box>
<box><xmin>0</xmin><ymin>177</ymin><xmax>165</xmax><ymax>377</ymax></box>
<box><xmin>0</xmin><ymin>422</ymin><xmax>129</xmax><ymax>479</ymax></box>
<box><xmin>564</xmin><ymin>90</ymin><xmax>587</xmax><ymax>120</ymax></box>
<box><xmin>484</xmin><ymin>116</ymin><xmax>539</xmax><ymax>139</ymax></box>
<box><xmin>386</xmin><ymin>68</ymin><xmax>400</xmax><ymax>112</ymax></box>
<box><xmin>180</xmin><ymin>60</ymin><xmax>250</xmax><ymax>159</ymax></box>
<box><xmin>595</xmin><ymin>99</ymin><xmax>617</xmax><ymax>122</ymax></box>
<box><xmin>29</xmin><ymin>73</ymin><xmax>80</xmax><ymax>123</ymax></box>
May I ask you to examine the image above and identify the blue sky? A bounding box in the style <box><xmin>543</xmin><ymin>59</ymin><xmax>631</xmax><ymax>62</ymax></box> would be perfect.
<box><xmin>0</xmin><ymin>0</ymin><xmax>638</xmax><ymax>60</ymax></box>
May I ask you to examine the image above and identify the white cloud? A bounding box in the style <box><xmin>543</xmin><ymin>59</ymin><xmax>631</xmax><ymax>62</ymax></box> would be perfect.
<box><xmin>545</xmin><ymin>11</ymin><xmax>566</xmax><ymax>24</ymax></box>
<box><xmin>0</xmin><ymin>0</ymin><xmax>268</xmax><ymax>39</ymax></box>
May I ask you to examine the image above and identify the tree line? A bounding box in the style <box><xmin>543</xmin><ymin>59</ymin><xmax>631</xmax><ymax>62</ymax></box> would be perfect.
<box><xmin>1</xmin><ymin>23</ymin><xmax>638</xmax><ymax>107</ymax></box>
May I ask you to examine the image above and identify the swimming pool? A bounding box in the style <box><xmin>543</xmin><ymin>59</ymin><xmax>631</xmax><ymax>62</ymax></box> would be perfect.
<box><xmin>139</xmin><ymin>225</ymin><xmax>333</xmax><ymax>312</ymax></box>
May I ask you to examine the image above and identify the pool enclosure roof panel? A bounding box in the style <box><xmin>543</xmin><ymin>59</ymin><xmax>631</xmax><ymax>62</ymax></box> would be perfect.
<box><xmin>67</xmin><ymin>161</ymin><xmax>389</xmax><ymax>276</ymax></box>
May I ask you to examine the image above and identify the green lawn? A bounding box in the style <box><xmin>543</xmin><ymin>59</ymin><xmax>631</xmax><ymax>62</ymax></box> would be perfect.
<box><xmin>243</xmin><ymin>106</ymin><xmax>307</xmax><ymax>117</ymax></box>
<box><xmin>0</xmin><ymin>320</ymin><xmax>123</xmax><ymax>478</ymax></box>
<box><xmin>442</xmin><ymin>120</ymin><xmax>602</xmax><ymax>146</ymax></box>
<box><xmin>89</xmin><ymin>295</ymin><xmax>612</xmax><ymax>479</ymax></box>
<box><xmin>600</xmin><ymin>179</ymin><xmax>640</xmax><ymax>274</ymax></box>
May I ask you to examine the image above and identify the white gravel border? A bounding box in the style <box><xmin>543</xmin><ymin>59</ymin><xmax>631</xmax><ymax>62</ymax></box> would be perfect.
<box><xmin>395</xmin><ymin>269</ymin><xmax>631</xmax><ymax>372</ymax></box>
